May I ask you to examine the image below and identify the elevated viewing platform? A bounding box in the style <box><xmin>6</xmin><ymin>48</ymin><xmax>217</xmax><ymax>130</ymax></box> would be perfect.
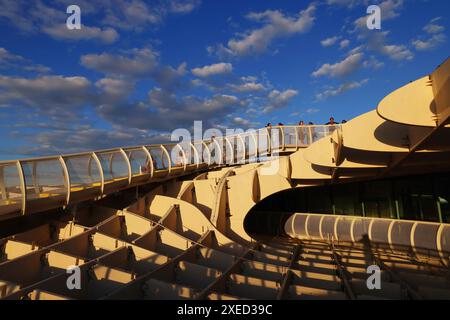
<box><xmin>0</xmin><ymin>58</ymin><xmax>449</xmax><ymax>301</ymax></box>
<box><xmin>0</xmin><ymin>125</ymin><xmax>338</xmax><ymax>218</ymax></box>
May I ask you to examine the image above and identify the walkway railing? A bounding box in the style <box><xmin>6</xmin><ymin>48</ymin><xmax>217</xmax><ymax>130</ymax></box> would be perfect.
<box><xmin>0</xmin><ymin>125</ymin><xmax>339</xmax><ymax>217</ymax></box>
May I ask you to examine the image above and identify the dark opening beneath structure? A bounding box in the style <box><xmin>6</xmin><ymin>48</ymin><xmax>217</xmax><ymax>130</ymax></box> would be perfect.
<box><xmin>245</xmin><ymin>171</ymin><xmax>450</xmax><ymax>238</ymax></box>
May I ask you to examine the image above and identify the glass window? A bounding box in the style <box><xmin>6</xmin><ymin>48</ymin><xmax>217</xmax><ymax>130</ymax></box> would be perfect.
<box><xmin>332</xmin><ymin>183</ymin><xmax>361</xmax><ymax>216</ymax></box>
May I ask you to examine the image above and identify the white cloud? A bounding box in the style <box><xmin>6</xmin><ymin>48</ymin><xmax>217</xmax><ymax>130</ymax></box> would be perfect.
<box><xmin>363</xmin><ymin>56</ymin><xmax>384</xmax><ymax>69</ymax></box>
<box><xmin>412</xmin><ymin>34</ymin><xmax>446</xmax><ymax>51</ymax></box>
<box><xmin>95</xmin><ymin>78</ymin><xmax>135</xmax><ymax>103</ymax></box>
<box><xmin>0</xmin><ymin>0</ymin><xmax>201</xmax><ymax>40</ymax></box>
<box><xmin>326</xmin><ymin>0</ymin><xmax>365</xmax><ymax>8</ymax></box>
<box><xmin>227</xmin><ymin>82</ymin><xmax>265</xmax><ymax>93</ymax></box>
<box><xmin>0</xmin><ymin>75</ymin><xmax>92</xmax><ymax>117</ymax></box>
<box><xmin>102</xmin><ymin>0</ymin><xmax>200</xmax><ymax>30</ymax></box>
<box><xmin>97</xmin><ymin>88</ymin><xmax>246</xmax><ymax>131</ymax></box>
<box><xmin>214</xmin><ymin>4</ymin><xmax>316</xmax><ymax>57</ymax></box>
<box><xmin>321</xmin><ymin>36</ymin><xmax>340</xmax><ymax>47</ymax></box>
<box><xmin>339</xmin><ymin>39</ymin><xmax>350</xmax><ymax>49</ymax></box>
<box><xmin>263</xmin><ymin>89</ymin><xmax>298</xmax><ymax>113</ymax></box>
<box><xmin>412</xmin><ymin>18</ymin><xmax>446</xmax><ymax>51</ymax></box>
<box><xmin>315</xmin><ymin>79</ymin><xmax>369</xmax><ymax>101</ymax></box>
<box><xmin>80</xmin><ymin>48</ymin><xmax>158</xmax><ymax>78</ymax></box>
<box><xmin>423</xmin><ymin>22</ymin><xmax>444</xmax><ymax>34</ymax></box>
<box><xmin>169</xmin><ymin>0</ymin><xmax>201</xmax><ymax>13</ymax></box>
<box><xmin>381</xmin><ymin>44</ymin><xmax>413</xmax><ymax>60</ymax></box>
<box><xmin>191</xmin><ymin>62</ymin><xmax>233</xmax><ymax>77</ymax></box>
<box><xmin>312</xmin><ymin>53</ymin><xmax>364</xmax><ymax>78</ymax></box>
<box><xmin>0</xmin><ymin>47</ymin><xmax>51</xmax><ymax>73</ymax></box>
<box><xmin>42</xmin><ymin>24</ymin><xmax>119</xmax><ymax>44</ymax></box>
<box><xmin>231</xmin><ymin>116</ymin><xmax>259</xmax><ymax>128</ymax></box>
<box><xmin>350</xmin><ymin>1</ymin><xmax>412</xmax><ymax>61</ymax></box>
<box><xmin>379</xmin><ymin>0</ymin><xmax>404</xmax><ymax>20</ymax></box>
<box><xmin>365</xmin><ymin>31</ymin><xmax>414</xmax><ymax>61</ymax></box>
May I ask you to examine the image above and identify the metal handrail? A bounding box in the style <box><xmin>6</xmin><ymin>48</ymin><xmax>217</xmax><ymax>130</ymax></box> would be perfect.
<box><xmin>0</xmin><ymin>125</ymin><xmax>340</xmax><ymax>216</ymax></box>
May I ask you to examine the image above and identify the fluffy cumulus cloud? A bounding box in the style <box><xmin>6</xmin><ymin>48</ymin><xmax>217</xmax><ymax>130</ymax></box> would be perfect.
<box><xmin>339</xmin><ymin>39</ymin><xmax>350</xmax><ymax>49</ymax></box>
<box><xmin>0</xmin><ymin>0</ymin><xmax>201</xmax><ymax>42</ymax></box>
<box><xmin>42</xmin><ymin>24</ymin><xmax>119</xmax><ymax>44</ymax></box>
<box><xmin>315</xmin><ymin>79</ymin><xmax>369</xmax><ymax>101</ymax></box>
<box><xmin>326</xmin><ymin>0</ymin><xmax>366</xmax><ymax>8</ymax></box>
<box><xmin>227</xmin><ymin>81</ymin><xmax>265</xmax><ymax>93</ymax></box>
<box><xmin>81</xmin><ymin>47</ymin><xmax>187</xmax><ymax>91</ymax></box>
<box><xmin>0</xmin><ymin>75</ymin><xmax>92</xmax><ymax>117</ymax></box>
<box><xmin>102</xmin><ymin>0</ymin><xmax>201</xmax><ymax>31</ymax></box>
<box><xmin>348</xmin><ymin>0</ymin><xmax>413</xmax><ymax>61</ymax></box>
<box><xmin>321</xmin><ymin>36</ymin><xmax>340</xmax><ymax>47</ymax></box>
<box><xmin>20</xmin><ymin>125</ymin><xmax>172</xmax><ymax>156</ymax></box>
<box><xmin>312</xmin><ymin>53</ymin><xmax>364</xmax><ymax>78</ymax></box>
<box><xmin>80</xmin><ymin>48</ymin><xmax>159</xmax><ymax>79</ymax></box>
<box><xmin>412</xmin><ymin>18</ymin><xmax>446</xmax><ymax>51</ymax></box>
<box><xmin>191</xmin><ymin>63</ymin><xmax>233</xmax><ymax>77</ymax></box>
<box><xmin>97</xmin><ymin>88</ymin><xmax>246</xmax><ymax>131</ymax></box>
<box><xmin>363</xmin><ymin>31</ymin><xmax>413</xmax><ymax>61</ymax></box>
<box><xmin>212</xmin><ymin>3</ymin><xmax>316</xmax><ymax>57</ymax></box>
<box><xmin>0</xmin><ymin>47</ymin><xmax>50</xmax><ymax>73</ymax></box>
<box><xmin>263</xmin><ymin>89</ymin><xmax>298</xmax><ymax>113</ymax></box>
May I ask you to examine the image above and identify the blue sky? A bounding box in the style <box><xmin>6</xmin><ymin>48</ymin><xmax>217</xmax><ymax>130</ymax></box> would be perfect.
<box><xmin>0</xmin><ymin>0</ymin><xmax>449</xmax><ymax>159</ymax></box>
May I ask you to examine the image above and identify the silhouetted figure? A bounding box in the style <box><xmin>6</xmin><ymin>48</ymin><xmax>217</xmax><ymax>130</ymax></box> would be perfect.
<box><xmin>325</xmin><ymin>117</ymin><xmax>339</xmax><ymax>125</ymax></box>
<box><xmin>325</xmin><ymin>117</ymin><xmax>339</xmax><ymax>134</ymax></box>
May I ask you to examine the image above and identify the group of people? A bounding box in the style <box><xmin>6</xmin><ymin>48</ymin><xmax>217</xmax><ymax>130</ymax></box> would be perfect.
<box><xmin>265</xmin><ymin>117</ymin><xmax>347</xmax><ymax>128</ymax></box>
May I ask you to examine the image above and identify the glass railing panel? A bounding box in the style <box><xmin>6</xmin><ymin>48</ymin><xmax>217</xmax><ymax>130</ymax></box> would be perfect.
<box><xmin>163</xmin><ymin>144</ymin><xmax>185</xmax><ymax>168</ymax></box>
<box><xmin>64</xmin><ymin>154</ymin><xmax>101</xmax><ymax>191</ymax></box>
<box><xmin>96</xmin><ymin>151</ymin><xmax>128</xmax><ymax>183</ymax></box>
<box><xmin>148</xmin><ymin>146</ymin><xmax>169</xmax><ymax>170</ymax></box>
<box><xmin>282</xmin><ymin>126</ymin><xmax>297</xmax><ymax>147</ymax></box>
<box><xmin>208</xmin><ymin>139</ymin><xmax>223</xmax><ymax>165</ymax></box>
<box><xmin>256</xmin><ymin>129</ymin><xmax>270</xmax><ymax>156</ymax></box>
<box><xmin>0</xmin><ymin>162</ymin><xmax>23</xmax><ymax>215</ymax></box>
<box><xmin>178</xmin><ymin>143</ymin><xmax>195</xmax><ymax>165</ymax></box>
<box><xmin>21</xmin><ymin>159</ymin><xmax>66</xmax><ymax>201</ymax></box>
<box><xmin>217</xmin><ymin>137</ymin><xmax>229</xmax><ymax>165</ymax></box>
<box><xmin>193</xmin><ymin>141</ymin><xmax>207</xmax><ymax>165</ymax></box>
<box><xmin>124</xmin><ymin>148</ymin><xmax>151</xmax><ymax>176</ymax></box>
<box><xmin>239</xmin><ymin>132</ymin><xmax>257</xmax><ymax>162</ymax></box>
<box><xmin>309</xmin><ymin>125</ymin><xmax>340</xmax><ymax>143</ymax></box>
<box><xmin>233</xmin><ymin>135</ymin><xmax>246</xmax><ymax>164</ymax></box>
<box><xmin>296</xmin><ymin>126</ymin><xmax>309</xmax><ymax>146</ymax></box>
<box><xmin>268</xmin><ymin>127</ymin><xmax>283</xmax><ymax>152</ymax></box>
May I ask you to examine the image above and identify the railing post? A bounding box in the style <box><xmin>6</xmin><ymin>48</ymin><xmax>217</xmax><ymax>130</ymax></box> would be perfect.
<box><xmin>237</xmin><ymin>134</ymin><xmax>246</xmax><ymax>164</ymax></box>
<box><xmin>58</xmin><ymin>156</ymin><xmax>71</xmax><ymax>205</ymax></box>
<box><xmin>141</xmin><ymin>146</ymin><xmax>154</xmax><ymax>178</ymax></box>
<box><xmin>265</xmin><ymin>127</ymin><xmax>272</xmax><ymax>155</ymax></box>
<box><xmin>212</xmin><ymin>138</ymin><xmax>222</xmax><ymax>166</ymax></box>
<box><xmin>190</xmin><ymin>143</ymin><xmax>200</xmax><ymax>169</ymax></box>
<box><xmin>160</xmin><ymin>145</ymin><xmax>172</xmax><ymax>175</ymax></box>
<box><xmin>224</xmin><ymin>137</ymin><xmax>233</xmax><ymax>165</ymax></box>
<box><xmin>16</xmin><ymin>160</ymin><xmax>26</xmax><ymax>215</ymax></box>
<box><xmin>201</xmin><ymin>141</ymin><xmax>211</xmax><ymax>166</ymax></box>
<box><xmin>31</xmin><ymin>162</ymin><xmax>39</xmax><ymax>195</ymax></box>
<box><xmin>0</xmin><ymin>166</ymin><xmax>7</xmax><ymax>200</ymax></box>
<box><xmin>91</xmin><ymin>152</ymin><xmax>104</xmax><ymax>195</ymax></box>
<box><xmin>308</xmin><ymin>126</ymin><xmax>313</xmax><ymax>144</ymax></box>
<box><xmin>250</xmin><ymin>130</ymin><xmax>258</xmax><ymax>161</ymax></box>
<box><xmin>176</xmin><ymin>144</ymin><xmax>187</xmax><ymax>172</ymax></box>
<box><xmin>119</xmin><ymin>148</ymin><xmax>132</xmax><ymax>185</ymax></box>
